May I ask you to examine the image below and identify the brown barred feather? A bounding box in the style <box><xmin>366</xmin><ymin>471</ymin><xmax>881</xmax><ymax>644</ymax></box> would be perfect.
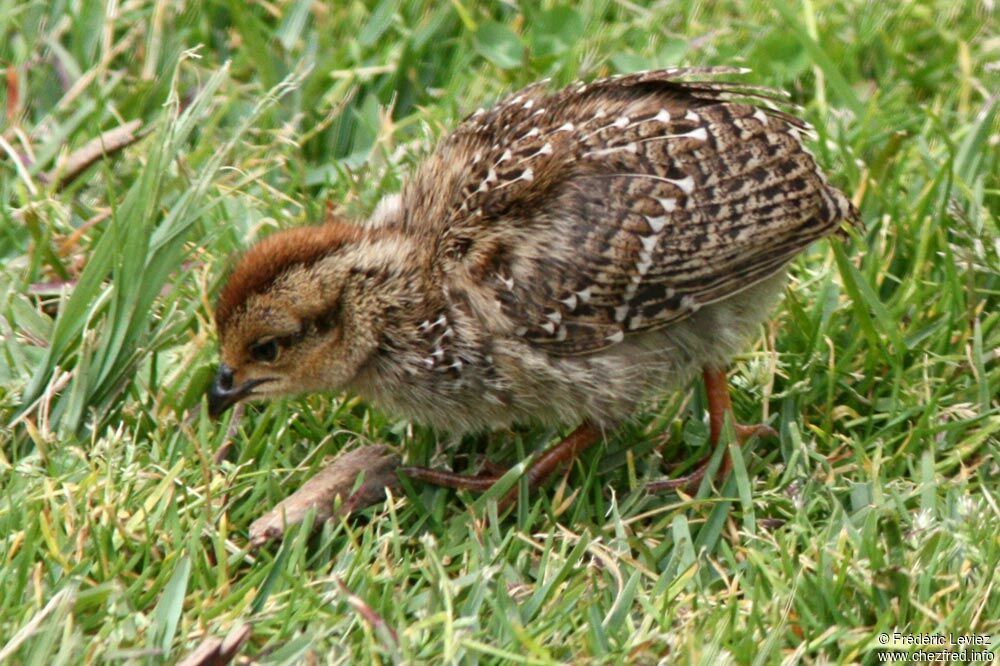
<box><xmin>402</xmin><ymin>67</ymin><xmax>857</xmax><ymax>356</ymax></box>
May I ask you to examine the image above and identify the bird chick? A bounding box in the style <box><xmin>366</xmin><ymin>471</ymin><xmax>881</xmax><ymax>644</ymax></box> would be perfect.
<box><xmin>209</xmin><ymin>68</ymin><xmax>856</xmax><ymax>504</ymax></box>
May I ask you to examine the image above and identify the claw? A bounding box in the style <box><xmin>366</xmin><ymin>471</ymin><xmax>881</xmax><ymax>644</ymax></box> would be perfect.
<box><xmin>650</xmin><ymin>367</ymin><xmax>777</xmax><ymax>493</ymax></box>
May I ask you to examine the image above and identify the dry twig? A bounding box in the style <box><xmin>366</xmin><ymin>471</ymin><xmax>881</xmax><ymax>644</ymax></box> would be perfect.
<box><xmin>249</xmin><ymin>445</ymin><xmax>401</xmax><ymax>546</ymax></box>
<box><xmin>176</xmin><ymin>623</ymin><xmax>251</xmax><ymax>666</ymax></box>
<box><xmin>43</xmin><ymin>119</ymin><xmax>145</xmax><ymax>189</ymax></box>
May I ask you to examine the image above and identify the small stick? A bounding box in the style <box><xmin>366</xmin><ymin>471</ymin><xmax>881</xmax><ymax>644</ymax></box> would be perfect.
<box><xmin>5</xmin><ymin>66</ymin><xmax>19</xmax><ymax>123</ymax></box>
<box><xmin>43</xmin><ymin>119</ymin><xmax>144</xmax><ymax>189</ymax></box>
<box><xmin>249</xmin><ymin>445</ymin><xmax>401</xmax><ymax>546</ymax></box>
<box><xmin>58</xmin><ymin>209</ymin><xmax>111</xmax><ymax>256</ymax></box>
<box><xmin>176</xmin><ymin>622</ymin><xmax>251</xmax><ymax>666</ymax></box>
<box><xmin>213</xmin><ymin>403</ymin><xmax>245</xmax><ymax>464</ymax></box>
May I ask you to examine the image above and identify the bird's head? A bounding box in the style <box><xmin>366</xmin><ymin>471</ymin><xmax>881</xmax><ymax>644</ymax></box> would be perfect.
<box><xmin>208</xmin><ymin>219</ymin><xmax>418</xmax><ymax>417</ymax></box>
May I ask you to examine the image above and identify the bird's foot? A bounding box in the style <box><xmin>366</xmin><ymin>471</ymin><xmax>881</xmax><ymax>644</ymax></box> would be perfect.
<box><xmin>734</xmin><ymin>422</ymin><xmax>779</xmax><ymax>442</ymax></box>
<box><xmin>401</xmin><ymin>422</ymin><xmax>603</xmax><ymax>510</ymax></box>
<box><xmin>646</xmin><ymin>458</ymin><xmax>712</xmax><ymax>493</ymax></box>
<box><xmin>647</xmin><ymin>420</ymin><xmax>776</xmax><ymax>493</ymax></box>
<box><xmin>648</xmin><ymin>366</ymin><xmax>777</xmax><ymax>493</ymax></box>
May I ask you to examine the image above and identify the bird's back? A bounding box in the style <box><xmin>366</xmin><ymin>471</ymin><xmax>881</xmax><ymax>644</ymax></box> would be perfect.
<box><xmin>401</xmin><ymin>68</ymin><xmax>856</xmax><ymax>357</ymax></box>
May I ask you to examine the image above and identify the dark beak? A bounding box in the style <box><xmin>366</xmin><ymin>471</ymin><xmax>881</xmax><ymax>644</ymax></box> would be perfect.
<box><xmin>208</xmin><ymin>364</ymin><xmax>270</xmax><ymax>418</ymax></box>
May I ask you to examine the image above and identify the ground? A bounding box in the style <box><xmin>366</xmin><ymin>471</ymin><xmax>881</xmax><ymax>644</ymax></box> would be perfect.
<box><xmin>0</xmin><ymin>1</ymin><xmax>997</xmax><ymax>664</ymax></box>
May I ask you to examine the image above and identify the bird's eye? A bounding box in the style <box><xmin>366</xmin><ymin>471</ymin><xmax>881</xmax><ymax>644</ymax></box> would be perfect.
<box><xmin>249</xmin><ymin>339</ymin><xmax>279</xmax><ymax>363</ymax></box>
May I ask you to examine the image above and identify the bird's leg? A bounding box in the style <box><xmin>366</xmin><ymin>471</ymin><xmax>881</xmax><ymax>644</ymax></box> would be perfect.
<box><xmin>400</xmin><ymin>422</ymin><xmax>604</xmax><ymax>509</ymax></box>
<box><xmin>498</xmin><ymin>422</ymin><xmax>603</xmax><ymax>510</ymax></box>
<box><xmin>398</xmin><ymin>466</ymin><xmax>501</xmax><ymax>492</ymax></box>
<box><xmin>648</xmin><ymin>367</ymin><xmax>777</xmax><ymax>492</ymax></box>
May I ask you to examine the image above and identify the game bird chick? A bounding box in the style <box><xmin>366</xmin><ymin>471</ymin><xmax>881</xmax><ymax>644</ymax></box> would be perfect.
<box><xmin>209</xmin><ymin>68</ymin><xmax>856</xmax><ymax>502</ymax></box>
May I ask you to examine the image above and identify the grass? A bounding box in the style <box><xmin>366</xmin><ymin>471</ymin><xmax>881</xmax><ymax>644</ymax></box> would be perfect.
<box><xmin>1</xmin><ymin>0</ymin><xmax>997</xmax><ymax>663</ymax></box>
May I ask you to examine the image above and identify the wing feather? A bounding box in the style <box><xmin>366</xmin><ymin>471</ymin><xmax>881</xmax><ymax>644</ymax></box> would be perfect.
<box><xmin>401</xmin><ymin>69</ymin><xmax>856</xmax><ymax>355</ymax></box>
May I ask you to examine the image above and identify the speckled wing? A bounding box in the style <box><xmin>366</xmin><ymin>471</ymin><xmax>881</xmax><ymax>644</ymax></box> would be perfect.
<box><xmin>409</xmin><ymin>68</ymin><xmax>857</xmax><ymax>355</ymax></box>
<box><xmin>400</xmin><ymin>76</ymin><xmax>569</xmax><ymax>241</ymax></box>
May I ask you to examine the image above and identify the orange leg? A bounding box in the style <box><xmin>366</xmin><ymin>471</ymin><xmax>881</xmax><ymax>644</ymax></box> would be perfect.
<box><xmin>648</xmin><ymin>367</ymin><xmax>777</xmax><ymax>492</ymax></box>
<box><xmin>397</xmin><ymin>466</ymin><xmax>499</xmax><ymax>492</ymax></box>
<box><xmin>400</xmin><ymin>422</ymin><xmax>603</xmax><ymax>510</ymax></box>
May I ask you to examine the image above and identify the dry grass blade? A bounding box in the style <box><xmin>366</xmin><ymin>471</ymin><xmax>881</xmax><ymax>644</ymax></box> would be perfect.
<box><xmin>334</xmin><ymin>576</ymin><xmax>399</xmax><ymax>645</ymax></box>
<box><xmin>0</xmin><ymin>588</ymin><xmax>76</xmax><ymax>662</ymax></box>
